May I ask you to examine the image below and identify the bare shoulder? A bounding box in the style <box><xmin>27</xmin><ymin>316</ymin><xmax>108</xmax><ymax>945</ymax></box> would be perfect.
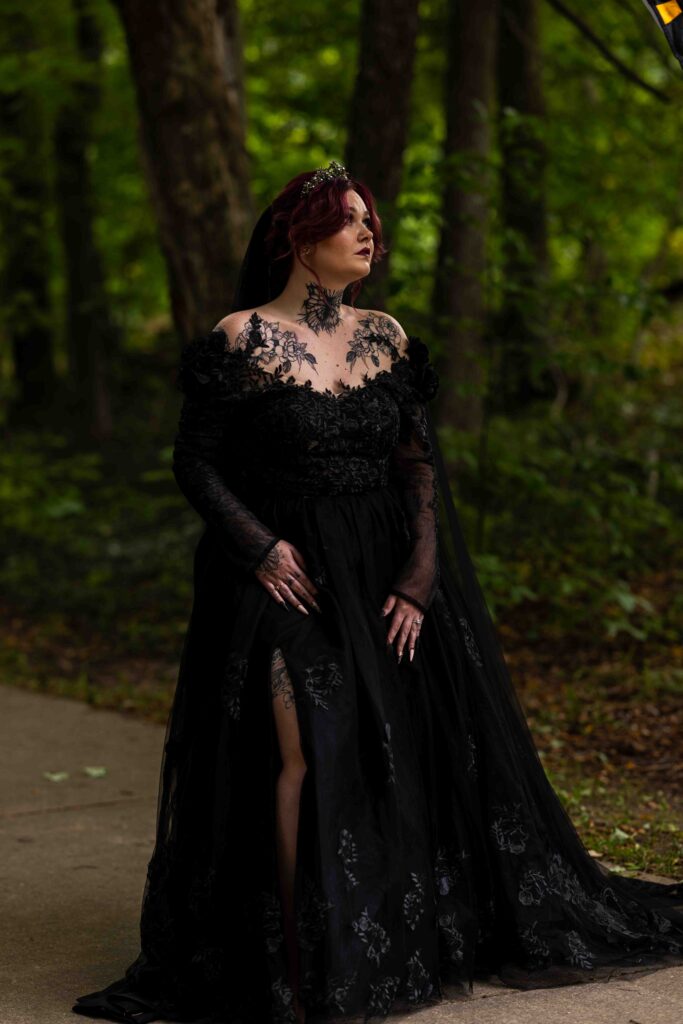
<box><xmin>213</xmin><ymin>308</ymin><xmax>271</xmax><ymax>351</ymax></box>
<box><xmin>351</xmin><ymin>307</ymin><xmax>409</xmax><ymax>356</ymax></box>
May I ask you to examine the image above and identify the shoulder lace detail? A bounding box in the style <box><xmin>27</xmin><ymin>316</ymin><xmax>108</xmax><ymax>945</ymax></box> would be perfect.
<box><xmin>176</xmin><ymin>329</ymin><xmax>225</xmax><ymax>390</ymax></box>
<box><xmin>176</xmin><ymin>326</ymin><xmax>439</xmax><ymax>402</ymax></box>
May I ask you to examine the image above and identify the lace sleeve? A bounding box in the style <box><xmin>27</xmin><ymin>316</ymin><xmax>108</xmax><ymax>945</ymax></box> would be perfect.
<box><xmin>388</xmin><ymin>335</ymin><xmax>441</xmax><ymax>614</ymax></box>
<box><xmin>172</xmin><ymin>329</ymin><xmax>281</xmax><ymax>574</ymax></box>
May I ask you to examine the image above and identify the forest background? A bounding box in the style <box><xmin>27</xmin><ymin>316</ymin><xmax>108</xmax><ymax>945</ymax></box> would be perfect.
<box><xmin>1</xmin><ymin>0</ymin><xmax>681</xmax><ymax>877</ymax></box>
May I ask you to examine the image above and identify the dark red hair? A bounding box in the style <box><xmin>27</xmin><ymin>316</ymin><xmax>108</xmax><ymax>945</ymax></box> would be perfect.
<box><xmin>263</xmin><ymin>169</ymin><xmax>387</xmax><ymax>307</ymax></box>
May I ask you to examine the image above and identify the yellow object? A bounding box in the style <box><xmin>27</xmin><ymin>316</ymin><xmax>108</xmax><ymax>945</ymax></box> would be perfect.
<box><xmin>656</xmin><ymin>1</ymin><xmax>682</xmax><ymax>25</ymax></box>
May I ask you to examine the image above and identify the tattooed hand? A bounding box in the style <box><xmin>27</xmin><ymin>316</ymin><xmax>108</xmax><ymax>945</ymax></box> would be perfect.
<box><xmin>381</xmin><ymin>593</ymin><xmax>424</xmax><ymax>664</ymax></box>
<box><xmin>255</xmin><ymin>539</ymin><xmax>322</xmax><ymax>615</ymax></box>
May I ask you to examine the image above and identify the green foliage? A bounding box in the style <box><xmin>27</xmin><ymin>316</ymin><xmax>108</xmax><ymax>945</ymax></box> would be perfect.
<box><xmin>545</xmin><ymin>771</ymin><xmax>681</xmax><ymax>878</ymax></box>
<box><xmin>0</xmin><ymin>428</ymin><xmax>197</xmax><ymax>654</ymax></box>
<box><xmin>0</xmin><ymin>0</ymin><xmax>166</xmax><ymax>355</ymax></box>
<box><xmin>448</xmin><ymin>339</ymin><xmax>683</xmax><ymax>641</ymax></box>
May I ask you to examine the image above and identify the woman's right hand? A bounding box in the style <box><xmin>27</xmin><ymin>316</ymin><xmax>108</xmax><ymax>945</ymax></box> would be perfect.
<box><xmin>254</xmin><ymin>539</ymin><xmax>322</xmax><ymax>615</ymax></box>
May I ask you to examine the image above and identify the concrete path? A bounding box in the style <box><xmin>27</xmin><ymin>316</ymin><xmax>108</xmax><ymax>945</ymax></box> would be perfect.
<box><xmin>1</xmin><ymin>683</ymin><xmax>681</xmax><ymax>1024</ymax></box>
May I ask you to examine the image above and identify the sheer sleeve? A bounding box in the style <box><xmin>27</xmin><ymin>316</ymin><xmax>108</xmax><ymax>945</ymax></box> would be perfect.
<box><xmin>172</xmin><ymin>328</ymin><xmax>281</xmax><ymax>574</ymax></box>
<box><xmin>388</xmin><ymin>335</ymin><xmax>441</xmax><ymax>614</ymax></box>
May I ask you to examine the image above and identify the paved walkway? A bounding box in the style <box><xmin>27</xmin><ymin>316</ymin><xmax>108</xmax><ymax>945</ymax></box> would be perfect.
<box><xmin>1</xmin><ymin>683</ymin><xmax>681</xmax><ymax>1024</ymax></box>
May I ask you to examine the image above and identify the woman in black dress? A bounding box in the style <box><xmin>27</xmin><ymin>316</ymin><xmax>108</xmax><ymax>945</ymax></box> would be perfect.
<box><xmin>73</xmin><ymin>162</ymin><xmax>683</xmax><ymax>1024</ymax></box>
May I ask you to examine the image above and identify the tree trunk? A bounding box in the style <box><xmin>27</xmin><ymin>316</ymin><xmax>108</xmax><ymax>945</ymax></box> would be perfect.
<box><xmin>345</xmin><ymin>0</ymin><xmax>420</xmax><ymax>311</ymax></box>
<box><xmin>494</xmin><ymin>0</ymin><xmax>551</xmax><ymax>412</ymax></box>
<box><xmin>432</xmin><ymin>0</ymin><xmax>498</xmax><ymax>433</ymax></box>
<box><xmin>111</xmin><ymin>0</ymin><xmax>253</xmax><ymax>342</ymax></box>
<box><xmin>54</xmin><ymin>0</ymin><xmax>115</xmax><ymax>442</ymax></box>
<box><xmin>0</xmin><ymin>16</ymin><xmax>56</xmax><ymax>425</ymax></box>
<box><xmin>216</xmin><ymin>0</ymin><xmax>248</xmax><ymax>131</ymax></box>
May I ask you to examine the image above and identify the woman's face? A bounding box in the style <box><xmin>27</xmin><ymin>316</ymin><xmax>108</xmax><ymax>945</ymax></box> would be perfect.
<box><xmin>300</xmin><ymin>189</ymin><xmax>375</xmax><ymax>285</ymax></box>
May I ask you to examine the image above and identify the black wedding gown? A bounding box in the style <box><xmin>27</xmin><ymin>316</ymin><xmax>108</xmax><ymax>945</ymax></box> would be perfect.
<box><xmin>73</xmin><ymin>327</ymin><xmax>683</xmax><ymax>1024</ymax></box>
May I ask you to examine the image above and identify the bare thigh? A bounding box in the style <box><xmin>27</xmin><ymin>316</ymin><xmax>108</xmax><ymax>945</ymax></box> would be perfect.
<box><xmin>270</xmin><ymin>646</ymin><xmax>306</xmax><ymax>772</ymax></box>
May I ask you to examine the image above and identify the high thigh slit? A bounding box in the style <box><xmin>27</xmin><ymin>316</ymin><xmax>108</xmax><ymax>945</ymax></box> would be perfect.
<box><xmin>270</xmin><ymin>645</ymin><xmax>306</xmax><ymax>1020</ymax></box>
<box><xmin>71</xmin><ymin>328</ymin><xmax>683</xmax><ymax>1024</ymax></box>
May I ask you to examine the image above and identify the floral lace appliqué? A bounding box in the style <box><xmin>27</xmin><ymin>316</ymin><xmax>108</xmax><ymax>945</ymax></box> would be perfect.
<box><xmin>566</xmin><ymin>930</ymin><xmax>594</xmax><ymax>969</ymax></box>
<box><xmin>367</xmin><ymin>974</ymin><xmax>401</xmax><ymax>1016</ymax></box>
<box><xmin>403</xmin><ymin>871</ymin><xmax>426</xmax><ymax>931</ymax></box>
<box><xmin>221</xmin><ymin>651</ymin><xmax>248</xmax><ymax>719</ymax></box>
<box><xmin>261</xmin><ymin>890</ymin><xmax>285</xmax><ymax>954</ymax></box>
<box><xmin>466</xmin><ymin>732</ymin><xmax>478</xmax><ymax>777</ymax></box>
<box><xmin>434</xmin><ymin>843</ymin><xmax>461</xmax><ymax>896</ymax></box>
<box><xmin>271</xmin><ymin>975</ymin><xmax>297</xmax><ymax>1024</ymax></box>
<box><xmin>296</xmin><ymin>875</ymin><xmax>334</xmax><ymax>952</ymax></box>
<box><xmin>438</xmin><ymin>911</ymin><xmax>465</xmax><ymax>963</ymax></box>
<box><xmin>351</xmin><ymin>905</ymin><xmax>391</xmax><ymax>965</ymax></box>
<box><xmin>322</xmin><ymin>971</ymin><xmax>358</xmax><ymax>1014</ymax></box>
<box><xmin>491</xmin><ymin>804</ymin><xmax>529</xmax><ymax>854</ymax></box>
<box><xmin>405</xmin><ymin>948</ymin><xmax>434</xmax><ymax>1003</ymax></box>
<box><xmin>338</xmin><ymin>827</ymin><xmax>360</xmax><ymax>890</ymax></box>
<box><xmin>304</xmin><ymin>656</ymin><xmax>344</xmax><ymax>710</ymax></box>
<box><xmin>458</xmin><ymin>616</ymin><xmax>484</xmax><ymax>668</ymax></box>
<box><xmin>520</xmin><ymin>921</ymin><xmax>551</xmax><ymax>962</ymax></box>
<box><xmin>383</xmin><ymin>722</ymin><xmax>396</xmax><ymax>785</ymax></box>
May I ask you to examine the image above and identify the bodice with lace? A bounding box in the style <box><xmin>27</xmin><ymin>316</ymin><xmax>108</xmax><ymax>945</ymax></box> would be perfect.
<box><xmin>172</xmin><ymin>326</ymin><xmax>441</xmax><ymax>613</ymax></box>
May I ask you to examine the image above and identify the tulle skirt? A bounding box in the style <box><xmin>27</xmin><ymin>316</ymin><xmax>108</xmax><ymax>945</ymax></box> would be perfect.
<box><xmin>72</xmin><ymin>482</ymin><xmax>683</xmax><ymax>1024</ymax></box>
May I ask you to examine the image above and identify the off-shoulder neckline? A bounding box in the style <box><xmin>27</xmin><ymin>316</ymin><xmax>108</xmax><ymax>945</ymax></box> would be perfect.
<box><xmin>206</xmin><ymin>325</ymin><xmax>419</xmax><ymax>402</ymax></box>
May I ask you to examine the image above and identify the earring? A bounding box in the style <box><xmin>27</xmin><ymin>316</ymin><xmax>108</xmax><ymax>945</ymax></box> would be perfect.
<box><xmin>302</xmin><ymin>246</ymin><xmax>311</xmax><ymax>256</ymax></box>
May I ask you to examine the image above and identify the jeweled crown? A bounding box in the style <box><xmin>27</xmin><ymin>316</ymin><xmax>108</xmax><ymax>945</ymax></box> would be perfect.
<box><xmin>300</xmin><ymin>160</ymin><xmax>351</xmax><ymax>198</ymax></box>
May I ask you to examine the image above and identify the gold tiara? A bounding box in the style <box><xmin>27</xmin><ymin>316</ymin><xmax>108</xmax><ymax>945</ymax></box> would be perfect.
<box><xmin>300</xmin><ymin>160</ymin><xmax>351</xmax><ymax>198</ymax></box>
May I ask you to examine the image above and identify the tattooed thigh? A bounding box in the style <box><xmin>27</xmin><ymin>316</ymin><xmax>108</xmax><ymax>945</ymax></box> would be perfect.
<box><xmin>270</xmin><ymin>646</ymin><xmax>306</xmax><ymax>770</ymax></box>
<box><xmin>271</xmin><ymin>646</ymin><xmax>296</xmax><ymax>710</ymax></box>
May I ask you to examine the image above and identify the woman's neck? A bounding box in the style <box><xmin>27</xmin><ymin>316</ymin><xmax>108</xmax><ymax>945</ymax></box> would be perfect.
<box><xmin>273</xmin><ymin>272</ymin><xmax>351</xmax><ymax>336</ymax></box>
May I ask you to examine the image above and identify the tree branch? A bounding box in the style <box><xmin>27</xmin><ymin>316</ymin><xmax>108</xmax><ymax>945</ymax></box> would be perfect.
<box><xmin>544</xmin><ymin>0</ymin><xmax>670</xmax><ymax>103</ymax></box>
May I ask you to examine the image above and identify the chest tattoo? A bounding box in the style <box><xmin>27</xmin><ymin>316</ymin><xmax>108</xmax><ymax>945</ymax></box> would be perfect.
<box><xmin>347</xmin><ymin>312</ymin><xmax>401</xmax><ymax>370</ymax></box>
<box><xmin>235</xmin><ymin>312</ymin><xmax>318</xmax><ymax>376</ymax></box>
<box><xmin>232</xmin><ymin>310</ymin><xmax>402</xmax><ymax>385</ymax></box>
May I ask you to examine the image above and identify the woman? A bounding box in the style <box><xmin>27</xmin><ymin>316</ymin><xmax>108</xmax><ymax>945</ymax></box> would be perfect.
<box><xmin>73</xmin><ymin>162</ymin><xmax>683</xmax><ymax>1024</ymax></box>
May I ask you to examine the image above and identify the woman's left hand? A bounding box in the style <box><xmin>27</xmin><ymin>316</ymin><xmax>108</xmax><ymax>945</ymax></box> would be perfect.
<box><xmin>381</xmin><ymin>594</ymin><xmax>424</xmax><ymax>663</ymax></box>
